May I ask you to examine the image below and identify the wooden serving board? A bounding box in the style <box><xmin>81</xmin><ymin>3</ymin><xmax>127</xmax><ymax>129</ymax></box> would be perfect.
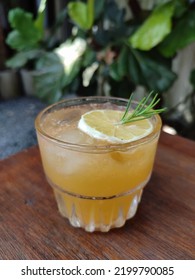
<box><xmin>0</xmin><ymin>132</ymin><xmax>194</xmax><ymax>260</ymax></box>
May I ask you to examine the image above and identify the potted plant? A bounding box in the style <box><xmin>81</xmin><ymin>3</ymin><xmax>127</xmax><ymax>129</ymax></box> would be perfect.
<box><xmin>5</xmin><ymin>0</ymin><xmax>67</xmax><ymax>97</ymax></box>
<box><xmin>5</xmin><ymin>0</ymin><xmax>48</xmax><ymax>96</ymax></box>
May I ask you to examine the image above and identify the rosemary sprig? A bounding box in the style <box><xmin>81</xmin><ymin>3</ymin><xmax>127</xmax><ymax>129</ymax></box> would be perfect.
<box><xmin>120</xmin><ymin>91</ymin><xmax>166</xmax><ymax>124</ymax></box>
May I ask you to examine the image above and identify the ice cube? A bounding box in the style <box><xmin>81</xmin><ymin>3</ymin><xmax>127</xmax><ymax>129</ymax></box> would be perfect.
<box><xmin>57</xmin><ymin>128</ymin><xmax>94</xmax><ymax>145</ymax></box>
<box><xmin>56</xmin><ymin>108</ymin><xmax>82</xmax><ymax>126</ymax></box>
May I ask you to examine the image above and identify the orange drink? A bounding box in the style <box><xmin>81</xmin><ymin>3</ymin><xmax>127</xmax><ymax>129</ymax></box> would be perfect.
<box><xmin>35</xmin><ymin>96</ymin><xmax>162</xmax><ymax>232</ymax></box>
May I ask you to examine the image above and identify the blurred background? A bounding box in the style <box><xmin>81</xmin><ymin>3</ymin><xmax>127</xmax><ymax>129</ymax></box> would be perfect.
<box><xmin>1</xmin><ymin>0</ymin><xmax>195</xmax><ymax>147</ymax></box>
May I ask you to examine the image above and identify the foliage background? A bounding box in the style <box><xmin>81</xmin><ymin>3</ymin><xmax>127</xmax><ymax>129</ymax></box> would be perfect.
<box><xmin>2</xmin><ymin>0</ymin><xmax>195</xmax><ymax>139</ymax></box>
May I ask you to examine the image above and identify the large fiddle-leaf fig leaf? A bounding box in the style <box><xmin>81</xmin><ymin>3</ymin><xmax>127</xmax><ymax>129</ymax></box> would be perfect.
<box><xmin>129</xmin><ymin>1</ymin><xmax>174</xmax><ymax>50</ymax></box>
<box><xmin>159</xmin><ymin>10</ymin><xmax>195</xmax><ymax>57</ymax></box>
<box><xmin>6</xmin><ymin>8</ymin><xmax>42</xmax><ymax>51</ymax></box>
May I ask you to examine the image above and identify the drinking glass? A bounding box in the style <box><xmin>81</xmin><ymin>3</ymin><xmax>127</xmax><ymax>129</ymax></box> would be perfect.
<box><xmin>35</xmin><ymin>97</ymin><xmax>162</xmax><ymax>232</ymax></box>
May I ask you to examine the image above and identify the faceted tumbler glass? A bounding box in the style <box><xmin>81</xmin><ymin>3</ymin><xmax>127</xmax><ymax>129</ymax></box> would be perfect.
<box><xmin>35</xmin><ymin>97</ymin><xmax>162</xmax><ymax>232</ymax></box>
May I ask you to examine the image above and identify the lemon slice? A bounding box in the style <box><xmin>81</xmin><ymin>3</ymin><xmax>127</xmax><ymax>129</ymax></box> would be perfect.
<box><xmin>78</xmin><ymin>109</ymin><xmax>153</xmax><ymax>143</ymax></box>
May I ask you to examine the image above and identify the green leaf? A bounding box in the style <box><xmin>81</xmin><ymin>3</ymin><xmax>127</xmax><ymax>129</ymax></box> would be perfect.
<box><xmin>159</xmin><ymin>10</ymin><xmax>195</xmax><ymax>57</ymax></box>
<box><xmin>190</xmin><ymin>69</ymin><xmax>195</xmax><ymax>89</ymax></box>
<box><xmin>6</xmin><ymin>30</ymin><xmax>39</xmax><ymax>51</ymax></box>
<box><xmin>35</xmin><ymin>0</ymin><xmax>47</xmax><ymax>36</ymax></box>
<box><xmin>68</xmin><ymin>0</ymin><xmax>94</xmax><ymax>30</ymax></box>
<box><xmin>128</xmin><ymin>49</ymin><xmax>177</xmax><ymax>92</ymax></box>
<box><xmin>34</xmin><ymin>52</ymin><xmax>64</xmax><ymax>103</ymax></box>
<box><xmin>129</xmin><ymin>1</ymin><xmax>175</xmax><ymax>50</ymax></box>
<box><xmin>87</xmin><ymin>0</ymin><xmax>94</xmax><ymax>29</ymax></box>
<box><xmin>105</xmin><ymin>0</ymin><xmax>125</xmax><ymax>24</ymax></box>
<box><xmin>6</xmin><ymin>49</ymin><xmax>43</xmax><ymax>68</ymax></box>
<box><xmin>94</xmin><ymin>0</ymin><xmax>105</xmax><ymax>20</ymax></box>
<box><xmin>173</xmin><ymin>0</ymin><xmax>188</xmax><ymax>18</ymax></box>
<box><xmin>82</xmin><ymin>47</ymin><xmax>96</xmax><ymax>67</ymax></box>
<box><xmin>6</xmin><ymin>8</ymin><xmax>42</xmax><ymax>51</ymax></box>
<box><xmin>62</xmin><ymin>59</ymin><xmax>82</xmax><ymax>88</ymax></box>
<box><xmin>109</xmin><ymin>46</ymin><xmax>129</xmax><ymax>81</ymax></box>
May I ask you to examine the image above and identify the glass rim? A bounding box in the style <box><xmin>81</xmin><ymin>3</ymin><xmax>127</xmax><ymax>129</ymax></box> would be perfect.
<box><xmin>35</xmin><ymin>96</ymin><xmax>162</xmax><ymax>152</ymax></box>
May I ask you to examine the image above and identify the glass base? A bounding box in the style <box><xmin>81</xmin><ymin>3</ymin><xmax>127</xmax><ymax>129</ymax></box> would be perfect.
<box><xmin>56</xmin><ymin>191</ymin><xmax>142</xmax><ymax>232</ymax></box>
<box><xmin>47</xmin><ymin>177</ymin><xmax>148</xmax><ymax>232</ymax></box>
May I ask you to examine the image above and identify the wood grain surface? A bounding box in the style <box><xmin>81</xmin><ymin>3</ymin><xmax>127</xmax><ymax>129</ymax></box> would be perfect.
<box><xmin>0</xmin><ymin>132</ymin><xmax>194</xmax><ymax>260</ymax></box>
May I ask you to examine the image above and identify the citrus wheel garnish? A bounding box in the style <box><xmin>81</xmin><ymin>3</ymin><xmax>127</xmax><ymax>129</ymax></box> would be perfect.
<box><xmin>78</xmin><ymin>109</ymin><xmax>153</xmax><ymax>143</ymax></box>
